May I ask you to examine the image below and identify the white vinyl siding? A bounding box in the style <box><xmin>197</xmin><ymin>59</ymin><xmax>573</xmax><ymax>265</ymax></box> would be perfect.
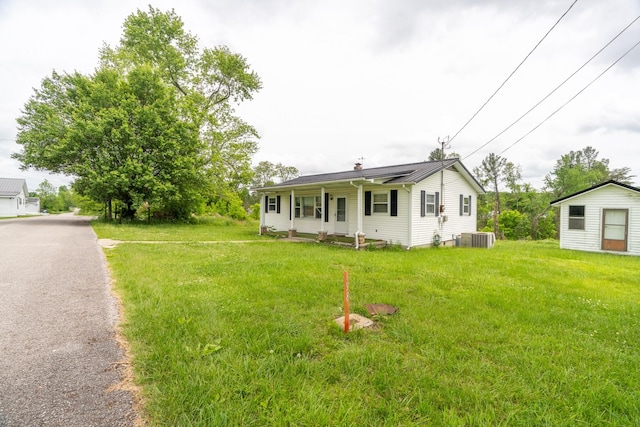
<box><xmin>557</xmin><ymin>185</ymin><xmax>640</xmax><ymax>256</ymax></box>
<box><xmin>361</xmin><ymin>188</ymin><xmax>407</xmax><ymax>244</ymax></box>
<box><xmin>425</xmin><ymin>193</ymin><xmax>436</xmax><ymax>215</ymax></box>
<box><xmin>412</xmin><ymin>169</ymin><xmax>478</xmax><ymax>247</ymax></box>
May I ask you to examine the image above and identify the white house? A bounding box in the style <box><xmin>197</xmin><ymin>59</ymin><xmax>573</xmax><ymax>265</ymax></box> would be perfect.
<box><xmin>550</xmin><ymin>180</ymin><xmax>640</xmax><ymax>256</ymax></box>
<box><xmin>0</xmin><ymin>178</ymin><xmax>29</xmax><ymax>218</ymax></box>
<box><xmin>254</xmin><ymin>159</ymin><xmax>485</xmax><ymax>248</ymax></box>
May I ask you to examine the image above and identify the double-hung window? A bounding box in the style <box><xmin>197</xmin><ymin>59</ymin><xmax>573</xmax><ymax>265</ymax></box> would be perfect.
<box><xmin>568</xmin><ymin>205</ymin><xmax>585</xmax><ymax>230</ymax></box>
<box><xmin>372</xmin><ymin>192</ymin><xmax>388</xmax><ymax>214</ymax></box>
<box><xmin>462</xmin><ymin>196</ymin><xmax>470</xmax><ymax>215</ymax></box>
<box><xmin>268</xmin><ymin>196</ymin><xmax>277</xmax><ymax>212</ymax></box>
<box><xmin>295</xmin><ymin>196</ymin><xmax>322</xmax><ymax>218</ymax></box>
<box><xmin>425</xmin><ymin>193</ymin><xmax>436</xmax><ymax>215</ymax></box>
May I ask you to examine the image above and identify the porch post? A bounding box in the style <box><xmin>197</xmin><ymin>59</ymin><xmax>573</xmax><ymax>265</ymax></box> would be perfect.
<box><xmin>260</xmin><ymin>192</ymin><xmax>266</xmax><ymax>234</ymax></box>
<box><xmin>357</xmin><ymin>184</ymin><xmax>363</xmax><ymax>233</ymax></box>
<box><xmin>320</xmin><ymin>187</ymin><xmax>326</xmax><ymax>232</ymax></box>
<box><xmin>289</xmin><ymin>189</ymin><xmax>296</xmax><ymax>237</ymax></box>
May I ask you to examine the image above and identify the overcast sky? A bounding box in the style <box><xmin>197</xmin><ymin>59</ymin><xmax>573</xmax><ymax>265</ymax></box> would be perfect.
<box><xmin>1</xmin><ymin>0</ymin><xmax>639</xmax><ymax>191</ymax></box>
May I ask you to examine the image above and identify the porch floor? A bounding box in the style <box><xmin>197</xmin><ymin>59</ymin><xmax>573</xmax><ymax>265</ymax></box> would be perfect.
<box><xmin>273</xmin><ymin>232</ymin><xmax>387</xmax><ymax>249</ymax></box>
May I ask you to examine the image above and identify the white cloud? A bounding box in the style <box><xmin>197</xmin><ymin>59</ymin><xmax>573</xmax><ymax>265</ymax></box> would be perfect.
<box><xmin>1</xmin><ymin>0</ymin><xmax>639</xmax><ymax>192</ymax></box>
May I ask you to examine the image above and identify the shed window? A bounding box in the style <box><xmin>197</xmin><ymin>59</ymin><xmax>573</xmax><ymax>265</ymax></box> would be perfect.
<box><xmin>372</xmin><ymin>192</ymin><xmax>388</xmax><ymax>214</ymax></box>
<box><xmin>568</xmin><ymin>205</ymin><xmax>585</xmax><ymax>230</ymax></box>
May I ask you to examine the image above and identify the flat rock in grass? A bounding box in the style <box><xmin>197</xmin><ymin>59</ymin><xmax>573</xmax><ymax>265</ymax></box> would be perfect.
<box><xmin>365</xmin><ymin>303</ymin><xmax>398</xmax><ymax>316</ymax></box>
<box><xmin>334</xmin><ymin>314</ymin><xmax>374</xmax><ymax>330</ymax></box>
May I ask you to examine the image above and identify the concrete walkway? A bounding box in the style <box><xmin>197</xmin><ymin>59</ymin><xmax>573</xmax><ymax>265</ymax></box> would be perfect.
<box><xmin>0</xmin><ymin>214</ymin><xmax>137</xmax><ymax>427</ymax></box>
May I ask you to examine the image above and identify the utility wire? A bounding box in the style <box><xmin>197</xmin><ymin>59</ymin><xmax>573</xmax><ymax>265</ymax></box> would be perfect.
<box><xmin>449</xmin><ymin>0</ymin><xmax>579</xmax><ymax>145</ymax></box>
<box><xmin>463</xmin><ymin>14</ymin><xmax>640</xmax><ymax>161</ymax></box>
<box><xmin>498</xmin><ymin>38</ymin><xmax>640</xmax><ymax>156</ymax></box>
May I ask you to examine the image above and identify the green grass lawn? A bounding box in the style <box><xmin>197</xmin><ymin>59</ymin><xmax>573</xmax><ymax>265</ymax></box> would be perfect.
<box><xmin>99</xmin><ymin>221</ymin><xmax>640</xmax><ymax>426</ymax></box>
<box><xmin>92</xmin><ymin>216</ymin><xmax>263</xmax><ymax>241</ymax></box>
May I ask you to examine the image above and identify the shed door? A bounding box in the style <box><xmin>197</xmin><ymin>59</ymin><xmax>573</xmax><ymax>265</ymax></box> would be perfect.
<box><xmin>602</xmin><ymin>209</ymin><xmax>628</xmax><ymax>252</ymax></box>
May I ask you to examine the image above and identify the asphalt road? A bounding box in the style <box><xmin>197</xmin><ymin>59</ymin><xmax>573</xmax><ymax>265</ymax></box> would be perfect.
<box><xmin>0</xmin><ymin>214</ymin><xmax>136</xmax><ymax>426</ymax></box>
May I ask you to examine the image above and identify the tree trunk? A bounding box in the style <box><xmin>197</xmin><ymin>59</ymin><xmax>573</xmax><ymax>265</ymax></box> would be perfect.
<box><xmin>493</xmin><ymin>179</ymin><xmax>501</xmax><ymax>239</ymax></box>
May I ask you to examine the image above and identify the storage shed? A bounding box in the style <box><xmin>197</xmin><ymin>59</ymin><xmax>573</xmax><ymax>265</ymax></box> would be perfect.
<box><xmin>550</xmin><ymin>180</ymin><xmax>640</xmax><ymax>256</ymax></box>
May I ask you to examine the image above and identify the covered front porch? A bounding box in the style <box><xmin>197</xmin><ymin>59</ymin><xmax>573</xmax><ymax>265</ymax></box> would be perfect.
<box><xmin>261</xmin><ymin>228</ymin><xmax>388</xmax><ymax>250</ymax></box>
<box><xmin>259</xmin><ymin>181</ymin><xmax>371</xmax><ymax>242</ymax></box>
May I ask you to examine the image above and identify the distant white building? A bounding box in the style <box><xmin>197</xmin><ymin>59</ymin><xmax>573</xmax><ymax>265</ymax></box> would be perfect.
<box><xmin>0</xmin><ymin>178</ymin><xmax>29</xmax><ymax>217</ymax></box>
<box><xmin>551</xmin><ymin>180</ymin><xmax>640</xmax><ymax>256</ymax></box>
<box><xmin>26</xmin><ymin>197</ymin><xmax>41</xmax><ymax>215</ymax></box>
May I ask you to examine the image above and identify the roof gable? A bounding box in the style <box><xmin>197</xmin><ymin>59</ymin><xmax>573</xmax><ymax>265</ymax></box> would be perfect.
<box><xmin>255</xmin><ymin>159</ymin><xmax>484</xmax><ymax>193</ymax></box>
<box><xmin>0</xmin><ymin>178</ymin><xmax>28</xmax><ymax>197</ymax></box>
<box><xmin>550</xmin><ymin>180</ymin><xmax>640</xmax><ymax>205</ymax></box>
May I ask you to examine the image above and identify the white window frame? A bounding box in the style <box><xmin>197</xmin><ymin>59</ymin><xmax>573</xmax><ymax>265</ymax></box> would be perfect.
<box><xmin>568</xmin><ymin>205</ymin><xmax>585</xmax><ymax>230</ymax></box>
<box><xmin>462</xmin><ymin>196</ymin><xmax>470</xmax><ymax>215</ymax></box>
<box><xmin>295</xmin><ymin>196</ymin><xmax>322</xmax><ymax>219</ymax></box>
<box><xmin>268</xmin><ymin>196</ymin><xmax>277</xmax><ymax>212</ymax></box>
<box><xmin>372</xmin><ymin>192</ymin><xmax>389</xmax><ymax>214</ymax></box>
<box><xmin>425</xmin><ymin>193</ymin><xmax>436</xmax><ymax>215</ymax></box>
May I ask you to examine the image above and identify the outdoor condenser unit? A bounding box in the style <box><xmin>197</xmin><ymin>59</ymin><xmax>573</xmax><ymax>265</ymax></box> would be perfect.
<box><xmin>460</xmin><ymin>232</ymin><xmax>495</xmax><ymax>248</ymax></box>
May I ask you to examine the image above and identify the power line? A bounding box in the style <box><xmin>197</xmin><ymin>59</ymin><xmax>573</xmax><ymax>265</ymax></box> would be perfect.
<box><xmin>449</xmin><ymin>0</ymin><xmax>579</xmax><ymax>145</ymax></box>
<box><xmin>463</xmin><ymin>14</ymin><xmax>640</xmax><ymax>161</ymax></box>
<box><xmin>498</xmin><ymin>38</ymin><xmax>640</xmax><ymax>156</ymax></box>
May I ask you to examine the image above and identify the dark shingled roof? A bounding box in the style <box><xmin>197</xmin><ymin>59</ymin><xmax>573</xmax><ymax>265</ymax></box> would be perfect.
<box><xmin>0</xmin><ymin>178</ymin><xmax>27</xmax><ymax>197</ymax></box>
<box><xmin>256</xmin><ymin>158</ymin><xmax>484</xmax><ymax>192</ymax></box>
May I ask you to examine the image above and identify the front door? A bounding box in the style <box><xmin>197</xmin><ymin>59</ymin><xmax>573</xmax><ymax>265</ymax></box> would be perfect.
<box><xmin>602</xmin><ymin>209</ymin><xmax>628</xmax><ymax>252</ymax></box>
<box><xmin>335</xmin><ymin>196</ymin><xmax>348</xmax><ymax>235</ymax></box>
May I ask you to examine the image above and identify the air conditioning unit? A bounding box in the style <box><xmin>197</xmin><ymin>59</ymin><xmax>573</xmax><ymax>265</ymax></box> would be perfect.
<box><xmin>460</xmin><ymin>232</ymin><xmax>495</xmax><ymax>248</ymax></box>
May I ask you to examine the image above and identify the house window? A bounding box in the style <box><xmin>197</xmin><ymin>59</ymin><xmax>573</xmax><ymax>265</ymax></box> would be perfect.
<box><xmin>425</xmin><ymin>194</ymin><xmax>436</xmax><ymax>214</ymax></box>
<box><xmin>372</xmin><ymin>192</ymin><xmax>388</xmax><ymax>213</ymax></box>
<box><xmin>268</xmin><ymin>197</ymin><xmax>277</xmax><ymax>212</ymax></box>
<box><xmin>295</xmin><ymin>196</ymin><xmax>322</xmax><ymax>218</ymax></box>
<box><xmin>568</xmin><ymin>205</ymin><xmax>585</xmax><ymax>230</ymax></box>
<box><xmin>462</xmin><ymin>196</ymin><xmax>470</xmax><ymax>215</ymax></box>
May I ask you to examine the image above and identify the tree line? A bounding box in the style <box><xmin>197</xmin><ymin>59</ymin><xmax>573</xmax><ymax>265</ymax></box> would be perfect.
<box><xmin>471</xmin><ymin>146</ymin><xmax>633</xmax><ymax>240</ymax></box>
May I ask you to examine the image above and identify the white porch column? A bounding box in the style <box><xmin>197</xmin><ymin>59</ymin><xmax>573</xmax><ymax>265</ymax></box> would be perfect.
<box><xmin>290</xmin><ymin>189</ymin><xmax>295</xmax><ymax>230</ymax></box>
<box><xmin>260</xmin><ymin>193</ymin><xmax>266</xmax><ymax>234</ymax></box>
<box><xmin>320</xmin><ymin>187</ymin><xmax>326</xmax><ymax>232</ymax></box>
<box><xmin>357</xmin><ymin>184</ymin><xmax>363</xmax><ymax>233</ymax></box>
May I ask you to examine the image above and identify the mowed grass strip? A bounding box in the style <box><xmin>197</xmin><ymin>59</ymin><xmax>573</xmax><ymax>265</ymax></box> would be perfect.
<box><xmin>101</xmin><ymin>226</ymin><xmax>640</xmax><ymax>426</ymax></box>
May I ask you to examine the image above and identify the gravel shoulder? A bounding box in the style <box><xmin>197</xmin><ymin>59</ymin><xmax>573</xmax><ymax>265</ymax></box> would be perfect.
<box><xmin>0</xmin><ymin>214</ymin><xmax>139</xmax><ymax>427</ymax></box>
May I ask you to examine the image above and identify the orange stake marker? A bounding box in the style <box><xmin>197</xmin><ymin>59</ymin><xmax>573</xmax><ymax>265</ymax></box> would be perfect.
<box><xmin>343</xmin><ymin>271</ymin><xmax>350</xmax><ymax>333</ymax></box>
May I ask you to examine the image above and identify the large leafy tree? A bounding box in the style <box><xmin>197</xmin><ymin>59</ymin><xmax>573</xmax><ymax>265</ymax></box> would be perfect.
<box><xmin>544</xmin><ymin>146</ymin><xmax>634</xmax><ymax>198</ymax></box>
<box><xmin>13</xmin><ymin>7</ymin><xmax>261</xmax><ymax>220</ymax></box>
<box><xmin>101</xmin><ymin>6</ymin><xmax>262</xmax><ymax>200</ymax></box>
<box><xmin>15</xmin><ymin>66</ymin><xmax>202</xmax><ymax>219</ymax></box>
